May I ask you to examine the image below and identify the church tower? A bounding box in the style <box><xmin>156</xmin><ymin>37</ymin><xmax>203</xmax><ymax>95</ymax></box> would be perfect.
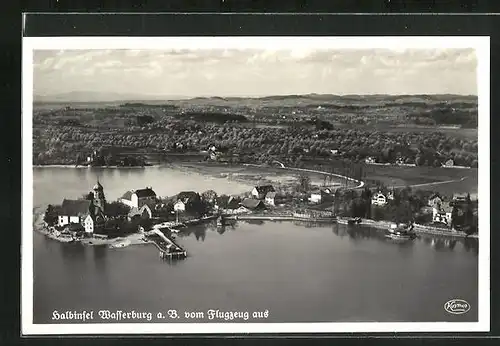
<box><xmin>92</xmin><ymin>179</ymin><xmax>106</xmax><ymax>214</ymax></box>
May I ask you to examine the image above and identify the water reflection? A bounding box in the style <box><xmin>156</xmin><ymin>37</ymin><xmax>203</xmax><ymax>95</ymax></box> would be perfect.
<box><xmin>93</xmin><ymin>245</ymin><xmax>107</xmax><ymax>271</ymax></box>
<box><xmin>464</xmin><ymin>238</ymin><xmax>479</xmax><ymax>255</ymax></box>
<box><xmin>181</xmin><ymin>225</ymin><xmax>207</xmax><ymax>242</ymax></box>
<box><xmin>331</xmin><ymin>225</ymin><xmax>478</xmax><ymax>255</ymax></box>
<box><xmin>244</xmin><ymin>220</ymin><xmax>264</xmax><ymax>226</ymax></box>
<box><xmin>60</xmin><ymin>242</ymin><xmax>85</xmax><ymax>260</ymax></box>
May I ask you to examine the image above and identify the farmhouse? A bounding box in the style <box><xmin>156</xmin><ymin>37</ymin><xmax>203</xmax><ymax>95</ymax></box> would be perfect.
<box><xmin>371</xmin><ymin>192</ymin><xmax>387</xmax><ymax>207</ymax></box>
<box><xmin>120</xmin><ymin>187</ymin><xmax>157</xmax><ymax>209</ymax></box>
<box><xmin>251</xmin><ymin>185</ymin><xmax>276</xmax><ymax>200</ymax></box>
<box><xmin>173</xmin><ymin>191</ymin><xmax>201</xmax><ymax>212</ymax></box>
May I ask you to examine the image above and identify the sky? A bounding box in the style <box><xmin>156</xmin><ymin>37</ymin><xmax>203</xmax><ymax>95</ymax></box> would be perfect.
<box><xmin>33</xmin><ymin>48</ymin><xmax>478</xmax><ymax>98</ymax></box>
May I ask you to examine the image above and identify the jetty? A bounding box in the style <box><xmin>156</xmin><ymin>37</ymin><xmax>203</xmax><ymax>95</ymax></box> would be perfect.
<box><xmin>147</xmin><ymin>228</ymin><xmax>187</xmax><ymax>260</ymax></box>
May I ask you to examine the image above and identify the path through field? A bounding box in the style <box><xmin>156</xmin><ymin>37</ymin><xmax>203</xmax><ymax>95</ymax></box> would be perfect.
<box><xmin>395</xmin><ymin>176</ymin><xmax>468</xmax><ymax>189</ymax></box>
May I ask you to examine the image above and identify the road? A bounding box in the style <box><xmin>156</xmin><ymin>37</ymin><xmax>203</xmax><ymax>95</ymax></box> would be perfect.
<box><xmin>394</xmin><ymin>176</ymin><xmax>468</xmax><ymax>189</ymax></box>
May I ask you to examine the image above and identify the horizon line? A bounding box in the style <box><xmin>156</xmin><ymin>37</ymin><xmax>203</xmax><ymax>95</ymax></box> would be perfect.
<box><xmin>34</xmin><ymin>92</ymin><xmax>479</xmax><ymax>103</ymax></box>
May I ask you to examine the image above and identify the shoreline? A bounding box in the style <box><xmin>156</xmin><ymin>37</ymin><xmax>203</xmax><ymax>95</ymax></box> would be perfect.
<box><xmin>34</xmin><ymin>211</ymin><xmax>477</xmax><ymax>250</ymax></box>
<box><xmin>225</xmin><ymin>214</ymin><xmax>478</xmax><ymax>239</ymax></box>
<box><xmin>34</xmin><ymin>226</ymin><xmax>154</xmax><ymax>247</ymax></box>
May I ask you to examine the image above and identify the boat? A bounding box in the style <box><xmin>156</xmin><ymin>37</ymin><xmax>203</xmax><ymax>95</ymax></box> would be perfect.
<box><xmin>385</xmin><ymin>223</ymin><xmax>417</xmax><ymax>241</ymax></box>
<box><xmin>337</xmin><ymin>217</ymin><xmax>361</xmax><ymax>225</ymax></box>
<box><xmin>347</xmin><ymin>217</ymin><xmax>362</xmax><ymax>225</ymax></box>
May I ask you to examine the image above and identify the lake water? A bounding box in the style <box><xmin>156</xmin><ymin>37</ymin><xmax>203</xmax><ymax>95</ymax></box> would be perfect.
<box><xmin>32</xmin><ymin>166</ymin><xmax>478</xmax><ymax>324</ymax></box>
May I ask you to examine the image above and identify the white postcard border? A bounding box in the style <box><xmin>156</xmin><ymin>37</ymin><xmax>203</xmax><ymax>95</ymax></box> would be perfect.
<box><xmin>22</xmin><ymin>36</ymin><xmax>490</xmax><ymax>335</ymax></box>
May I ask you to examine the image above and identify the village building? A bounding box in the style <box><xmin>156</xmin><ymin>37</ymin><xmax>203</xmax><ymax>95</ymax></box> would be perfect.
<box><xmin>428</xmin><ymin>193</ymin><xmax>444</xmax><ymax>209</ymax></box>
<box><xmin>240</xmin><ymin>198</ymin><xmax>266</xmax><ymax>211</ymax></box>
<box><xmin>264</xmin><ymin>192</ymin><xmax>277</xmax><ymax>206</ymax></box>
<box><xmin>215</xmin><ymin>196</ymin><xmax>247</xmax><ymax>214</ymax></box>
<box><xmin>453</xmin><ymin>193</ymin><xmax>468</xmax><ymax>203</ymax></box>
<box><xmin>57</xmin><ymin>180</ymin><xmax>106</xmax><ymax>234</ymax></box>
<box><xmin>251</xmin><ymin>185</ymin><xmax>275</xmax><ymax>200</ymax></box>
<box><xmin>365</xmin><ymin>157</ymin><xmax>376</xmax><ymax>164</ymax></box>
<box><xmin>173</xmin><ymin>191</ymin><xmax>201</xmax><ymax>212</ymax></box>
<box><xmin>308</xmin><ymin>189</ymin><xmax>332</xmax><ymax>204</ymax></box>
<box><xmin>215</xmin><ymin>195</ymin><xmax>241</xmax><ymax>211</ymax></box>
<box><xmin>371</xmin><ymin>192</ymin><xmax>387</xmax><ymax>207</ymax></box>
<box><xmin>433</xmin><ymin>204</ymin><xmax>453</xmax><ymax>226</ymax></box>
<box><xmin>443</xmin><ymin>159</ymin><xmax>454</xmax><ymax>167</ymax></box>
<box><xmin>127</xmin><ymin>204</ymin><xmax>153</xmax><ymax>221</ymax></box>
<box><xmin>120</xmin><ymin>187</ymin><xmax>157</xmax><ymax>209</ymax></box>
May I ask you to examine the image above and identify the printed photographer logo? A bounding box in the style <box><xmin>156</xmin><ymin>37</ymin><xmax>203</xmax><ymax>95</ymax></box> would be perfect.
<box><xmin>444</xmin><ymin>299</ymin><xmax>470</xmax><ymax>315</ymax></box>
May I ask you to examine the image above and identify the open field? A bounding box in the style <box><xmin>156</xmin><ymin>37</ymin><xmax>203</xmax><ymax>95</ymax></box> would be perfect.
<box><xmin>174</xmin><ymin>162</ymin><xmax>354</xmax><ymax>189</ymax></box>
<box><xmin>362</xmin><ymin>165</ymin><xmax>478</xmax><ymax>195</ymax></box>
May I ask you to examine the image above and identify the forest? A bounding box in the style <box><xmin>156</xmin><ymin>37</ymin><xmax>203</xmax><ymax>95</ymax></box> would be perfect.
<box><xmin>32</xmin><ymin>95</ymin><xmax>478</xmax><ymax>168</ymax></box>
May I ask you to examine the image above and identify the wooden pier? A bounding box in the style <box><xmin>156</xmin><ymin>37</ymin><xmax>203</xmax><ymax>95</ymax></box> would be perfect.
<box><xmin>148</xmin><ymin>228</ymin><xmax>187</xmax><ymax>260</ymax></box>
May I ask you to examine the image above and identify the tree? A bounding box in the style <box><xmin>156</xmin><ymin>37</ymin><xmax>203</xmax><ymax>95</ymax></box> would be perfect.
<box><xmin>105</xmin><ymin>201</ymin><xmax>131</xmax><ymax>218</ymax></box>
<box><xmin>201</xmin><ymin>190</ymin><xmax>218</xmax><ymax>204</ymax></box>
<box><xmin>297</xmin><ymin>173</ymin><xmax>311</xmax><ymax>192</ymax></box>
<box><xmin>43</xmin><ymin>204</ymin><xmax>58</xmax><ymax>226</ymax></box>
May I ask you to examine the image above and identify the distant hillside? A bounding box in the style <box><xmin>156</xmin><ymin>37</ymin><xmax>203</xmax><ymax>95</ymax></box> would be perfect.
<box><xmin>34</xmin><ymin>92</ymin><xmax>478</xmax><ymax>105</ymax></box>
<box><xmin>33</xmin><ymin>91</ymin><xmax>189</xmax><ymax>103</ymax></box>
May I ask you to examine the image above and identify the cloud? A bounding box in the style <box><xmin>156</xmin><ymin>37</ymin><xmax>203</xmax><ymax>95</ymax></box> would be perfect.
<box><xmin>33</xmin><ymin>48</ymin><xmax>478</xmax><ymax>96</ymax></box>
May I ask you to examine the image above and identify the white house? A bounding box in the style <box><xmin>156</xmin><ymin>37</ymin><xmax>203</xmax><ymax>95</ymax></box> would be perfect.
<box><xmin>174</xmin><ymin>200</ymin><xmax>186</xmax><ymax>212</ymax></box>
<box><xmin>57</xmin><ymin>199</ymin><xmax>104</xmax><ymax>234</ymax></box>
<box><xmin>120</xmin><ymin>187</ymin><xmax>157</xmax><ymax>208</ymax></box>
<box><xmin>433</xmin><ymin>204</ymin><xmax>453</xmax><ymax>226</ymax></box>
<box><xmin>308</xmin><ymin>189</ymin><xmax>332</xmax><ymax>204</ymax></box>
<box><xmin>251</xmin><ymin>185</ymin><xmax>276</xmax><ymax>200</ymax></box>
<box><xmin>83</xmin><ymin>214</ymin><xmax>95</xmax><ymax>234</ymax></box>
<box><xmin>371</xmin><ymin>192</ymin><xmax>387</xmax><ymax>206</ymax></box>
<box><xmin>309</xmin><ymin>192</ymin><xmax>322</xmax><ymax>204</ymax></box>
<box><xmin>265</xmin><ymin>192</ymin><xmax>277</xmax><ymax>206</ymax></box>
<box><xmin>58</xmin><ymin>199</ymin><xmax>92</xmax><ymax>227</ymax></box>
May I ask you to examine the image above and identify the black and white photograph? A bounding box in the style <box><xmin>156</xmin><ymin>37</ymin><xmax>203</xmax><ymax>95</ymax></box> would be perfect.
<box><xmin>22</xmin><ymin>36</ymin><xmax>490</xmax><ymax>335</ymax></box>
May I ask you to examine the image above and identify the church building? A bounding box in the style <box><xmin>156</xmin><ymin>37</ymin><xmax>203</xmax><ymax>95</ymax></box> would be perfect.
<box><xmin>57</xmin><ymin>180</ymin><xmax>107</xmax><ymax>234</ymax></box>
